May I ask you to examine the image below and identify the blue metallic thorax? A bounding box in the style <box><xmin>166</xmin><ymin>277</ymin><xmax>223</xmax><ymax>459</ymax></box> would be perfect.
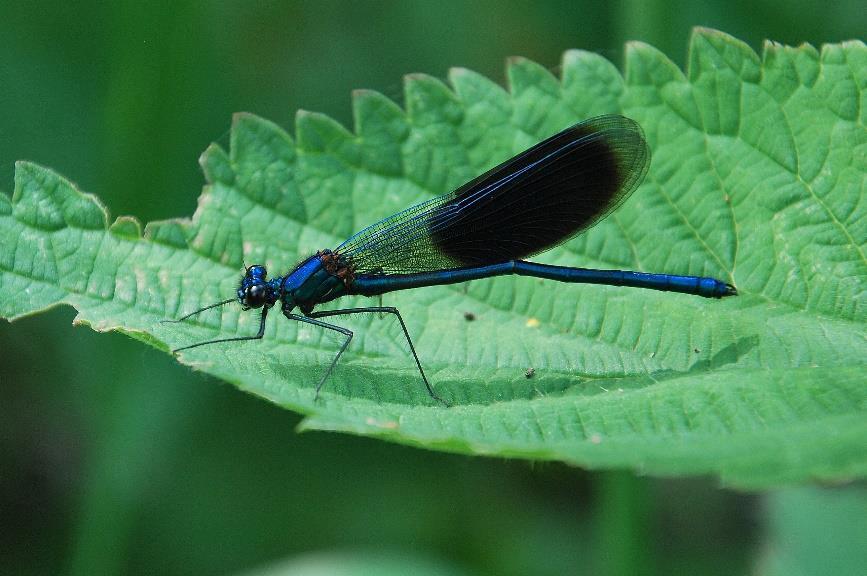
<box><xmin>279</xmin><ymin>254</ymin><xmax>349</xmax><ymax>314</ymax></box>
<box><xmin>281</xmin><ymin>255</ymin><xmax>322</xmax><ymax>292</ymax></box>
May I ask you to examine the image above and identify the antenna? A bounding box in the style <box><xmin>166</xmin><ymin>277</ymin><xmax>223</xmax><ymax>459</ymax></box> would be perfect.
<box><xmin>161</xmin><ymin>298</ymin><xmax>235</xmax><ymax>324</ymax></box>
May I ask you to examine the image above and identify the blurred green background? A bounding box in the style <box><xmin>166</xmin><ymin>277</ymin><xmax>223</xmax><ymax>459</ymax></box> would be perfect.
<box><xmin>1</xmin><ymin>1</ymin><xmax>864</xmax><ymax>575</ymax></box>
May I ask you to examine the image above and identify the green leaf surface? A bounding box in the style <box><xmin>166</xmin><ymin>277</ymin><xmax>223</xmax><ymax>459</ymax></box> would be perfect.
<box><xmin>2</xmin><ymin>29</ymin><xmax>865</xmax><ymax>488</ymax></box>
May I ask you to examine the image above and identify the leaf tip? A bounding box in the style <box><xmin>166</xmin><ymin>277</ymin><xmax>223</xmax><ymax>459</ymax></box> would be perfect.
<box><xmin>144</xmin><ymin>218</ymin><xmax>191</xmax><ymax>249</ymax></box>
<box><xmin>199</xmin><ymin>142</ymin><xmax>234</xmax><ymax>185</ymax></box>
<box><xmin>13</xmin><ymin>161</ymin><xmax>109</xmax><ymax>231</ymax></box>
<box><xmin>231</xmin><ymin>111</ymin><xmax>259</xmax><ymax>126</ymax></box>
<box><xmin>624</xmin><ymin>40</ymin><xmax>684</xmax><ymax>86</ymax></box>
<box><xmin>295</xmin><ymin>109</ymin><xmax>354</xmax><ymax>152</ymax></box>
<box><xmin>351</xmin><ymin>89</ymin><xmax>408</xmax><ymax>146</ymax></box>
<box><xmin>447</xmin><ymin>66</ymin><xmax>472</xmax><ymax>79</ymax></box>
<box><xmin>403</xmin><ymin>73</ymin><xmax>461</xmax><ymax>124</ymax></box>
<box><xmin>506</xmin><ymin>56</ymin><xmax>558</xmax><ymax>85</ymax></box>
<box><xmin>109</xmin><ymin>215</ymin><xmax>142</xmax><ymax>238</ymax></box>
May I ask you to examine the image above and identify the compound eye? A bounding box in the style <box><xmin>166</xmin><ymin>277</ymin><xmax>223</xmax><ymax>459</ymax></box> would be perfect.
<box><xmin>245</xmin><ymin>284</ymin><xmax>266</xmax><ymax>308</ymax></box>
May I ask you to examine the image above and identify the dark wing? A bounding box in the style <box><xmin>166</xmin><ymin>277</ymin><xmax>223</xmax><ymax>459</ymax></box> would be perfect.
<box><xmin>337</xmin><ymin>114</ymin><xmax>649</xmax><ymax>274</ymax></box>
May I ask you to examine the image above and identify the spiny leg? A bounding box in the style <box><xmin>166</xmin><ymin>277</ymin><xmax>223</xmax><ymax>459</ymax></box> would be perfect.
<box><xmin>307</xmin><ymin>306</ymin><xmax>447</xmax><ymax>406</ymax></box>
<box><xmin>172</xmin><ymin>307</ymin><xmax>270</xmax><ymax>353</ymax></box>
<box><xmin>283</xmin><ymin>313</ymin><xmax>353</xmax><ymax>401</ymax></box>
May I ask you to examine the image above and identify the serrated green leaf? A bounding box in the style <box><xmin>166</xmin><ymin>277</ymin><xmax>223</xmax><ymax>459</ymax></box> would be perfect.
<box><xmin>2</xmin><ymin>29</ymin><xmax>865</xmax><ymax>488</ymax></box>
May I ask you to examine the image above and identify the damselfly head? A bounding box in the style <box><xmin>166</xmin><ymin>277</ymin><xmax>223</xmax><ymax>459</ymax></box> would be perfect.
<box><xmin>238</xmin><ymin>264</ymin><xmax>277</xmax><ymax>310</ymax></box>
